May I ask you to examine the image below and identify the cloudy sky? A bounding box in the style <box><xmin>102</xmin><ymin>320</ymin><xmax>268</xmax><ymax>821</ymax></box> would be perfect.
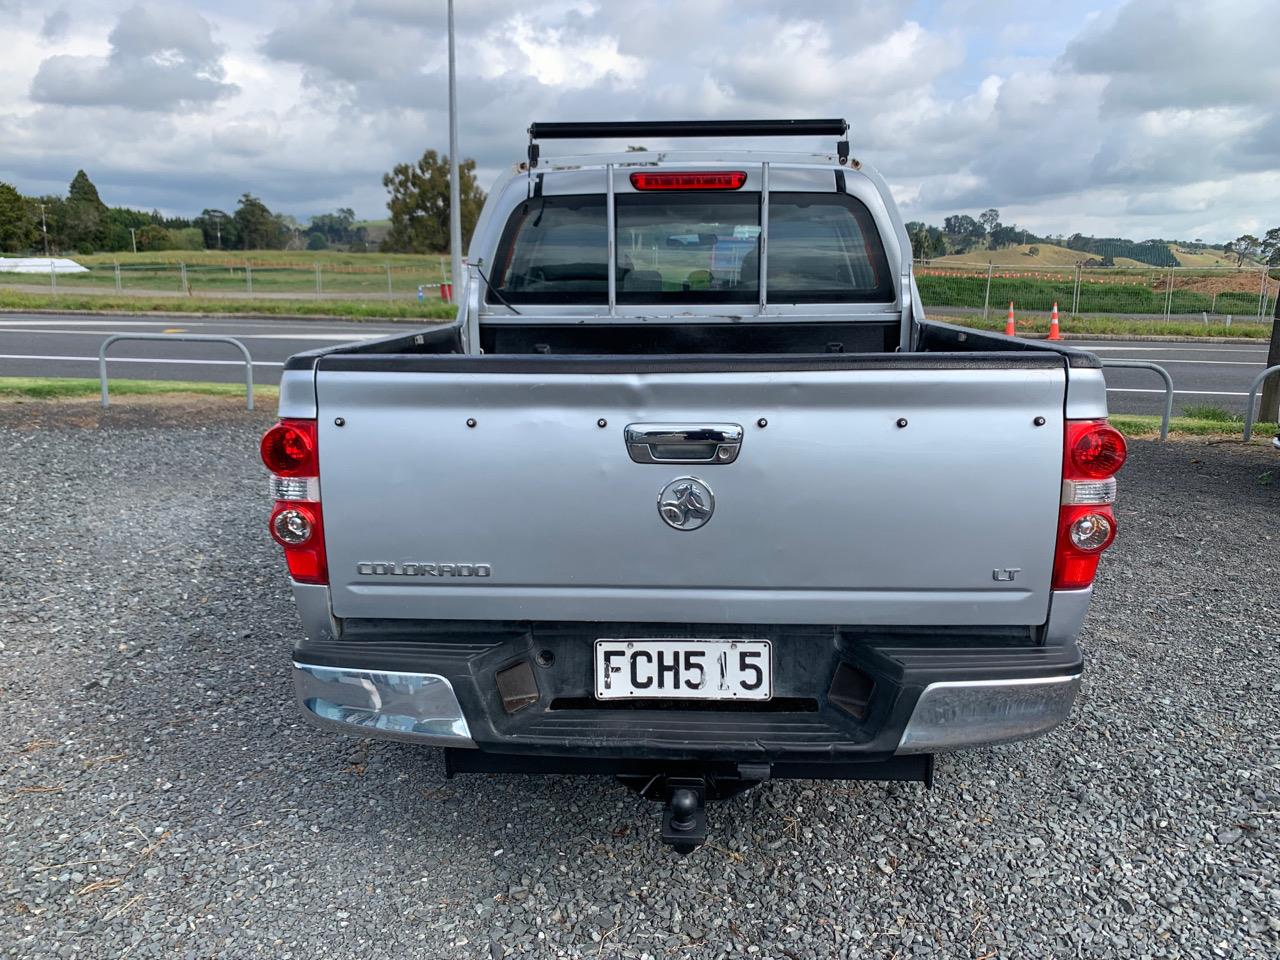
<box><xmin>1</xmin><ymin>0</ymin><xmax>1277</xmax><ymax>241</ymax></box>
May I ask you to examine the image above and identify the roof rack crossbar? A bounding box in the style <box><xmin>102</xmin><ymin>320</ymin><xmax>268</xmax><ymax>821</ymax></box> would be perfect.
<box><xmin>526</xmin><ymin>119</ymin><xmax>850</xmax><ymax>168</ymax></box>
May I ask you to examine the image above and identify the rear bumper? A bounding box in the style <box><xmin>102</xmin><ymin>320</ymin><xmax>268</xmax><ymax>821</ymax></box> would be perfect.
<box><xmin>291</xmin><ymin>615</ymin><xmax>1084</xmax><ymax>762</ymax></box>
<box><xmin>293</xmin><ymin>661</ymin><xmax>1080</xmax><ymax>757</ymax></box>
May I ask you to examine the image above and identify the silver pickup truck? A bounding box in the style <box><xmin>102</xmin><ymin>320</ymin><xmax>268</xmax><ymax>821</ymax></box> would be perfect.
<box><xmin>262</xmin><ymin>120</ymin><xmax>1127</xmax><ymax>850</ymax></box>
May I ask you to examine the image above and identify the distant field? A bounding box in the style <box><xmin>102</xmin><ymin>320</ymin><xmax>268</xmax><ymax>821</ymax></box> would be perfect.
<box><xmin>934</xmin><ymin>243</ymin><xmax>1151</xmax><ymax>269</ymax></box>
<box><xmin>917</xmin><ymin>263</ymin><xmax>1276</xmax><ymax>317</ymax></box>
<box><xmin>71</xmin><ymin>249</ymin><xmax>437</xmax><ymax>268</ymax></box>
<box><xmin>3</xmin><ymin>249</ymin><xmax>454</xmax><ymax>298</ymax></box>
<box><xmin>1169</xmin><ymin>245</ymin><xmax>1250</xmax><ymax>269</ymax></box>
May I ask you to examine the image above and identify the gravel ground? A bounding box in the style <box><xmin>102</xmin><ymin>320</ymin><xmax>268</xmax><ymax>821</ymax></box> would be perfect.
<box><xmin>1</xmin><ymin>397</ymin><xmax>1277</xmax><ymax>959</ymax></box>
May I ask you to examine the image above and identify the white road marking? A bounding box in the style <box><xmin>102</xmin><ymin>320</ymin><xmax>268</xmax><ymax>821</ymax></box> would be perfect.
<box><xmin>0</xmin><ymin>353</ymin><xmax>283</xmax><ymax>367</ymax></box>
<box><xmin>0</xmin><ymin>328</ymin><xmax>376</xmax><ymax>341</ymax></box>
<box><xmin>0</xmin><ymin>318</ymin><xmax>404</xmax><ymax>332</ymax></box>
<box><xmin>1106</xmin><ymin>387</ymin><xmax>1249</xmax><ymax>397</ymax></box>
<box><xmin>1080</xmin><ymin>344</ymin><xmax>1267</xmax><ymax>354</ymax></box>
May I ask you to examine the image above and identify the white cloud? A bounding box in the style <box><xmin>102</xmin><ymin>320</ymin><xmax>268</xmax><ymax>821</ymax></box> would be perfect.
<box><xmin>0</xmin><ymin>0</ymin><xmax>1274</xmax><ymax>243</ymax></box>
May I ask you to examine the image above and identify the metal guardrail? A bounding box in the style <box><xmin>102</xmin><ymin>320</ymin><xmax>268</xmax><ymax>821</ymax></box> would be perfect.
<box><xmin>1242</xmin><ymin>364</ymin><xmax>1280</xmax><ymax>441</ymax></box>
<box><xmin>1101</xmin><ymin>359</ymin><xmax>1173</xmax><ymax>441</ymax></box>
<box><xmin>99</xmin><ymin>333</ymin><xmax>254</xmax><ymax>410</ymax></box>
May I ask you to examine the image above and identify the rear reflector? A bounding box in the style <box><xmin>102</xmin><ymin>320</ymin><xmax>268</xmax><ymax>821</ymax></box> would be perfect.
<box><xmin>629</xmin><ymin>171</ymin><xmax>747</xmax><ymax>191</ymax></box>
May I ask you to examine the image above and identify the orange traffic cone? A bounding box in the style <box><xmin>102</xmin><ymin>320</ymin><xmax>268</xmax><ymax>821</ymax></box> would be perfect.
<box><xmin>1004</xmin><ymin>302</ymin><xmax>1016</xmax><ymax>337</ymax></box>
<box><xmin>1047</xmin><ymin>302</ymin><xmax>1062</xmax><ymax>340</ymax></box>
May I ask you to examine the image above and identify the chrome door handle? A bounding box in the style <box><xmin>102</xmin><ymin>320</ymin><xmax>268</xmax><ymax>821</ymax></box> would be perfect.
<box><xmin>624</xmin><ymin>423</ymin><xmax>743</xmax><ymax>464</ymax></box>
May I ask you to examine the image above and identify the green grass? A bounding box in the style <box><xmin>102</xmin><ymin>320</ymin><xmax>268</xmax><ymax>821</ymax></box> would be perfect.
<box><xmin>1111</xmin><ymin>414</ymin><xmax>1278</xmax><ymax>438</ymax></box>
<box><xmin>0</xmin><ymin>377</ymin><xmax>281</xmax><ymax>400</ymax></box>
<box><xmin>935</xmin><ymin>310</ymin><xmax>1273</xmax><ymax>339</ymax></box>
<box><xmin>935</xmin><ymin>243</ymin><xmax>1151</xmax><ymax>269</ymax></box>
<box><xmin>6</xmin><ymin>380</ymin><xmax>1274</xmax><ymax>445</ymax></box>
<box><xmin>0</xmin><ymin>289</ymin><xmax>456</xmax><ymax>321</ymax></box>
<box><xmin>2</xmin><ymin>248</ymin><xmax>455</xmax><ymax>297</ymax></box>
<box><xmin>1178</xmin><ymin>404</ymin><xmax>1241</xmax><ymax>423</ymax></box>
<box><xmin>917</xmin><ymin>269</ymin><xmax>1271</xmax><ymax>317</ymax></box>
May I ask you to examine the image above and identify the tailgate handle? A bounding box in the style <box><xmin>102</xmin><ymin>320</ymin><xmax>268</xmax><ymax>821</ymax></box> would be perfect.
<box><xmin>624</xmin><ymin>423</ymin><xmax>742</xmax><ymax>464</ymax></box>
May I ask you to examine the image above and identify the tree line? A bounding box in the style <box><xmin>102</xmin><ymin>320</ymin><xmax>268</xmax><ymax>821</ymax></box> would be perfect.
<box><xmin>0</xmin><ymin>171</ymin><xmax>373</xmax><ymax>256</ymax></box>
<box><xmin>0</xmin><ymin>150</ymin><xmax>486</xmax><ymax>258</ymax></box>
<box><xmin>907</xmin><ymin>208</ymin><xmax>1280</xmax><ymax>269</ymax></box>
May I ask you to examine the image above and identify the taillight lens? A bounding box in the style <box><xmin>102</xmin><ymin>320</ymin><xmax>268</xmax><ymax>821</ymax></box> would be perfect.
<box><xmin>269</xmin><ymin>501</ymin><xmax>327</xmax><ymax>584</ymax></box>
<box><xmin>271</xmin><ymin>507</ymin><xmax>315</xmax><ymax>546</ymax></box>
<box><xmin>1068</xmin><ymin>423</ymin><xmax>1127</xmax><ymax>478</ymax></box>
<box><xmin>262</xmin><ymin>418</ymin><xmax>326</xmax><ymax>585</ymax></box>
<box><xmin>1053</xmin><ymin>420</ymin><xmax>1125</xmax><ymax>590</ymax></box>
<box><xmin>629</xmin><ymin>171</ymin><xmax>747</xmax><ymax>190</ymax></box>
<box><xmin>260</xmin><ymin>420</ymin><xmax>318</xmax><ymax>477</ymax></box>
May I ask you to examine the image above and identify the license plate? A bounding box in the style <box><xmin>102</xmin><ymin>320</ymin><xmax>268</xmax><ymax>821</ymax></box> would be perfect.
<box><xmin>594</xmin><ymin>639</ymin><xmax>772</xmax><ymax>701</ymax></box>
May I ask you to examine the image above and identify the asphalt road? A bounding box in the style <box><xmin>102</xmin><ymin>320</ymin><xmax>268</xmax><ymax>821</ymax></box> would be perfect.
<box><xmin>0</xmin><ymin>314</ymin><xmax>407</xmax><ymax>386</ymax></box>
<box><xmin>0</xmin><ymin>313</ymin><xmax>1272</xmax><ymax>417</ymax></box>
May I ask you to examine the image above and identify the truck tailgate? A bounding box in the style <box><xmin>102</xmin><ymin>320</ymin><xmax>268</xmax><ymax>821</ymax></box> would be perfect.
<box><xmin>316</xmin><ymin>357</ymin><xmax>1066</xmax><ymax>626</ymax></box>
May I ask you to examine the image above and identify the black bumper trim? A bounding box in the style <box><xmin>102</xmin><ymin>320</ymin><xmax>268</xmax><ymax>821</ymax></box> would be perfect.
<box><xmin>293</xmin><ymin>620</ymin><xmax>1081</xmax><ymax>763</ymax></box>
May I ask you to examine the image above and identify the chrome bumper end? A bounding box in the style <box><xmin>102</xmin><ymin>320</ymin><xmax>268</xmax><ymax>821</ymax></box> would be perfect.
<box><xmin>293</xmin><ymin>663</ymin><xmax>476</xmax><ymax>748</ymax></box>
<box><xmin>896</xmin><ymin>674</ymin><xmax>1081</xmax><ymax>755</ymax></box>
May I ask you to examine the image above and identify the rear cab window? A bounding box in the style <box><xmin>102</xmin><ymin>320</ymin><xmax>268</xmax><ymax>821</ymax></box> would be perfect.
<box><xmin>488</xmin><ymin>186</ymin><xmax>892</xmax><ymax>305</ymax></box>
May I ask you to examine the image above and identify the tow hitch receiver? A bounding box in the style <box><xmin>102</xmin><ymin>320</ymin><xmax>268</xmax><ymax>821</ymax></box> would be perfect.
<box><xmin>619</xmin><ymin>763</ymin><xmax>772</xmax><ymax>854</ymax></box>
<box><xmin>443</xmin><ymin>751</ymin><xmax>933</xmax><ymax>852</ymax></box>
<box><xmin>662</xmin><ymin>782</ymin><xmax>706</xmax><ymax>854</ymax></box>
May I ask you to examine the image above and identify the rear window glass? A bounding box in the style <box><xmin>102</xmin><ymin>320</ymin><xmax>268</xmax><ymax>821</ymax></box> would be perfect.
<box><xmin>490</xmin><ymin>196</ymin><xmax>607</xmax><ymax>303</ymax></box>
<box><xmin>767</xmin><ymin>193</ymin><xmax>891</xmax><ymax>303</ymax></box>
<box><xmin>616</xmin><ymin>193</ymin><xmax>759</xmax><ymax>304</ymax></box>
<box><xmin>488</xmin><ymin>190</ymin><xmax>891</xmax><ymax>305</ymax></box>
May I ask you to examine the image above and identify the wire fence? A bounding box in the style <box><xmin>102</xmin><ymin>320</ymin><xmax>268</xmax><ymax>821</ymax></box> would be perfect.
<box><xmin>6</xmin><ymin>257</ymin><xmax>456</xmax><ymax>302</ymax></box>
<box><xmin>915</xmin><ymin>261</ymin><xmax>1277</xmax><ymax>325</ymax></box>
<box><xmin>5</xmin><ymin>254</ymin><xmax>1277</xmax><ymax>324</ymax></box>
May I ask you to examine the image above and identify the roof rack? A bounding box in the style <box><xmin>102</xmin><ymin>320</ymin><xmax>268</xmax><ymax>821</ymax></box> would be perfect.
<box><xmin>525</xmin><ymin>119</ymin><xmax>850</xmax><ymax>168</ymax></box>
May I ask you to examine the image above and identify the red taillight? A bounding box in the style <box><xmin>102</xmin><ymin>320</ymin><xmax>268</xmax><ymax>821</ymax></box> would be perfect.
<box><xmin>1067</xmin><ymin>422</ymin><xmax>1127</xmax><ymax>478</ymax></box>
<box><xmin>262</xmin><ymin>418</ymin><xmax>326</xmax><ymax>585</ymax></box>
<box><xmin>260</xmin><ymin>420</ymin><xmax>318</xmax><ymax>477</ymax></box>
<box><xmin>269</xmin><ymin>501</ymin><xmax>327</xmax><ymax>584</ymax></box>
<box><xmin>629</xmin><ymin>171</ymin><xmax>747</xmax><ymax>191</ymax></box>
<box><xmin>1053</xmin><ymin>420</ymin><xmax>1125</xmax><ymax>590</ymax></box>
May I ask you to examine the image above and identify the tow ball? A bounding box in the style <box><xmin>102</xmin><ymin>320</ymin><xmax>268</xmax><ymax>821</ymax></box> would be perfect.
<box><xmin>619</xmin><ymin>764</ymin><xmax>772</xmax><ymax>854</ymax></box>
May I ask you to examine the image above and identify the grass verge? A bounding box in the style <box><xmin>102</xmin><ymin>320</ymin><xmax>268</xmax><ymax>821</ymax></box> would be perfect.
<box><xmin>0</xmin><ymin>377</ymin><xmax>279</xmax><ymax>401</ymax></box>
<box><xmin>934</xmin><ymin>311</ymin><xmax>1273</xmax><ymax>339</ymax></box>
<box><xmin>3</xmin><ymin>378</ymin><xmax>1276</xmax><ymax>443</ymax></box>
<box><xmin>1111</xmin><ymin>413</ymin><xmax>1278</xmax><ymax>438</ymax></box>
<box><xmin>0</xmin><ymin>290</ymin><xmax>455</xmax><ymax>321</ymax></box>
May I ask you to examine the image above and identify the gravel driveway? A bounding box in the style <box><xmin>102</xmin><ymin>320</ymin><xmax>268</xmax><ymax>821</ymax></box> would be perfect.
<box><xmin>1</xmin><ymin>398</ymin><xmax>1277</xmax><ymax>959</ymax></box>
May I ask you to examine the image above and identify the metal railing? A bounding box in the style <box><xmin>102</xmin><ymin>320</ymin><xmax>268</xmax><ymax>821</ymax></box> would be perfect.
<box><xmin>1242</xmin><ymin>365</ymin><xmax>1280</xmax><ymax>441</ymax></box>
<box><xmin>99</xmin><ymin>334</ymin><xmax>254</xmax><ymax>410</ymax></box>
<box><xmin>1101</xmin><ymin>359</ymin><xmax>1173</xmax><ymax>441</ymax></box>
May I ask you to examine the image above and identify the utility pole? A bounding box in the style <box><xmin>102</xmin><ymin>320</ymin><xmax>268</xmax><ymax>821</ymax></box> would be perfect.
<box><xmin>212</xmin><ymin>211</ymin><xmax>223</xmax><ymax>249</ymax></box>
<box><xmin>1261</xmin><ymin>270</ymin><xmax>1280</xmax><ymax>423</ymax></box>
<box><xmin>129</xmin><ymin>227</ymin><xmax>137</xmax><ymax>254</ymax></box>
<box><xmin>38</xmin><ymin>203</ymin><xmax>49</xmax><ymax>255</ymax></box>
<box><xmin>447</xmin><ymin>0</ymin><xmax>462</xmax><ymax>303</ymax></box>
